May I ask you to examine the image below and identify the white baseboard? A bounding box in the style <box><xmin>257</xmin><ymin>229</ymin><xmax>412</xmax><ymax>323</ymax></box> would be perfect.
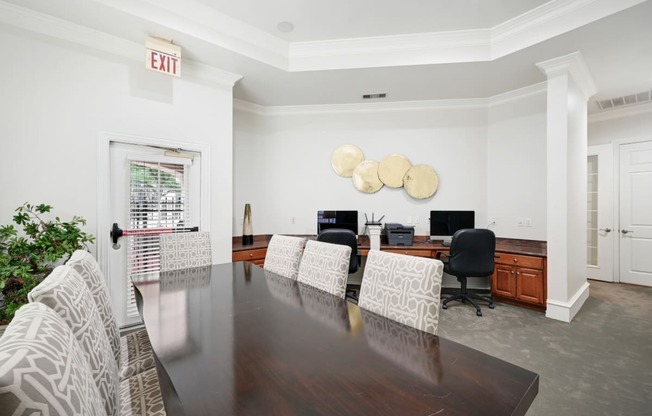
<box><xmin>545</xmin><ymin>281</ymin><xmax>591</xmax><ymax>322</ymax></box>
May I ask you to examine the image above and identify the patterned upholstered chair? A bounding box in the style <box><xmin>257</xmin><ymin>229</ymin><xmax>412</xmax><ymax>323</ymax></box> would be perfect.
<box><xmin>67</xmin><ymin>249</ymin><xmax>155</xmax><ymax>381</ymax></box>
<box><xmin>0</xmin><ymin>302</ymin><xmax>106</xmax><ymax>415</ymax></box>
<box><xmin>297</xmin><ymin>240</ymin><xmax>351</xmax><ymax>298</ymax></box>
<box><xmin>263</xmin><ymin>234</ymin><xmax>307</xmax><ymax>280</ymax></box>
<box><xmin>159</xmin><ymin>231</ymin><xmax>212</xmax><ymax>272</ymax></box>
<box><xmin>28</xmin><ymin>266</ymin><xmax>119</xmax><ymax>416</ymax></box>
<box><xmin>27</xmin><ymin>266</ymin><xmax>167</xmax><ymax>416</ymax></box>
<box><xmin>358</xmin><ymin>250</ymin><xmax>444</xmax><ymax>335</ymax></box>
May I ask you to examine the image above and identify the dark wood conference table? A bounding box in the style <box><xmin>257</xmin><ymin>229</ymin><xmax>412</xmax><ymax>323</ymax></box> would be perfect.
<box><xmin>132</xmin><ymin>262</ymin><xmax>539</xmax><ymax>416</ymax></box>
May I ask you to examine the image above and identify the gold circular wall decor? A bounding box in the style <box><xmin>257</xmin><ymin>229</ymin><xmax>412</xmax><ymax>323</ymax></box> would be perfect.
<box><xmin>352</xmin><ymin>161</ymin><xmax>384</xmax><ymax>194</ymax></box>
<box><xmin>378</xmin><ymin>154</ymin><xmax>412</xmax><ymax>188</ymax></box>
<box><xmin>403</xmin><ymin>164</ymin><xmax>439</xmax><ymax>199</ymax></box>
<box><xmin>331</xmin><ymin>144</ymin><xmax>365</xmax><ymax>177</ymax></box>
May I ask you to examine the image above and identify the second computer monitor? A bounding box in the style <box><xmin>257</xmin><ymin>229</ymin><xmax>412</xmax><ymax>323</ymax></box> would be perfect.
<box><xmin>429</xmin><ymin>210</ymin><xmax>475</xmax><ymax>244</ymax></box>
<box><xmin>317</xmin><ymin>210</ymin><xmax>358</xmax><ymax>236</ymax></box>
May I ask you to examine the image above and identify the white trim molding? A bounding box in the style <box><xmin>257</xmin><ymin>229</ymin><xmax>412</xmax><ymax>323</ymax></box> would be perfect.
<box><xmin>234</xmin><ymin>82</ymin><xmax>547</xmax><ymax>116</ymax></box>
<box><xmin>536</xmin><ymin>51</ymin><xmax>597</xmax><ymax>99</ymax></box>
<box><xmin>0</xmin><ymin>0</ymin><xmax>243</xmax><ymax>88</ymax></box>
<box><xmin>1</xmin><ymin>0</ymin><xmax>644</xmax><ymax>72</ymax></box>
<box><xmin>546</xmin><ymin>282</ymin><xmax>591</xmax><ymax>322</ymax></box>
<box><xmin>588</xmin><ymin>101</ymin><xmax>652</xmax><ymax>123</ymax></box>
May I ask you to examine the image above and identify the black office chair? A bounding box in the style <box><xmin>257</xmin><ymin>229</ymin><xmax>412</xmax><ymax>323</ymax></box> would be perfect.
<box><xmin>317</xmin><ymin>228</ymin><xmax>361</xmax><ymax>301</ymax></box>
<box><xmin>437</xmin><ymin>228</ymin><xmax>496</xmax><ymax>316</ymax></box>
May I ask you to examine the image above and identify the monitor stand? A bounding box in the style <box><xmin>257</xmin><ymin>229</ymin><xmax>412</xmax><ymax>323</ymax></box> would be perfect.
<box><xmin>442</xmin><ymin>239</ymin><xmax>452</xmax><ymax>247</ymax></box>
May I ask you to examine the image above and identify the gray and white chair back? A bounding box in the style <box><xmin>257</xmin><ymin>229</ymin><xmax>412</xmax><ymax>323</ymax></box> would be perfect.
<box><xmin>297</xmin><ymin>240</ymin><xmax>351</xmax><ymax>298</ymax></box>
<box><xmin>67</xmin><ymin>249</ymin><xmax>121</xmax><ymax>364</ymax></box>
<box><xmin>358</xmin><ymin>250</ymin><xmax>444</xmax><ymax>335</ymax></box>
<box><xmin>0</xmin><ymin>302</ymin><xmax>105</xmax><ymax>415</ymax></box>
<box><xmin>67</xmin><ymin>249</ymin><xmax>155</xmax><ymax>381</ymax></box>
<box><xmin>28</xmin><ymin>265</ymin><xmax>120</xmax><ymax>416</ymax></box>
<box><xmin>264</xmin><ymin>234</ymin><xmax>307</xmax><ymax>280</ymax></box>
<box><xmin>159</xmin><ymin>231</ymin><xmax>212</xmax><ymax>271</ymax></box>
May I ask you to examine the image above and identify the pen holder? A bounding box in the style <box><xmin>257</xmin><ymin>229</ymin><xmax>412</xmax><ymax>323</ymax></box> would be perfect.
<box><xmin>367</xmin><ymin>224</ymin><xmax>382</xmax><ymax>251</ymax></box>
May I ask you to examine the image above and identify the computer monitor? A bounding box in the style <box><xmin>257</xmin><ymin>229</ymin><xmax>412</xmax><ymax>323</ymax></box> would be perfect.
<box><xmin>317</xmin><ymin>210</ymin><xmax>359</xmax><ymax>236</ymax></box>
<box><xmin>429</xmin><ymin>210</ymin><xmax>475</xmax><ymax>245</ymax></box>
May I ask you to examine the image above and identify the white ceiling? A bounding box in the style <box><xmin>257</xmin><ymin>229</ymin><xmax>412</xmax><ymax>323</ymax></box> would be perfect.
<box><xmin>3</xmin><ymin>0</ymin><xmax>652</xmax><ymax>113</ymax></box>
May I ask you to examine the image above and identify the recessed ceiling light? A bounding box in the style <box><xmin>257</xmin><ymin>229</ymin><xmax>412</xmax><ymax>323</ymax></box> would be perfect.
<box><xmin>277</xmin><ymin>21</ymin><xmax>294</xmax><ymax>33</ymax></box>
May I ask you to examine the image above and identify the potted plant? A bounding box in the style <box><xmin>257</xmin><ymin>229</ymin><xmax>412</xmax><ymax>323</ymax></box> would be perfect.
<box><xmin>0</xmin><ymin>203</ymin><xmax>94</xmax><ymax>324</ymax></box>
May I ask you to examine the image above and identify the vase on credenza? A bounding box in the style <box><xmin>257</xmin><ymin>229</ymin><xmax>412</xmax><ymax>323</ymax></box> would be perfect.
<box><xmin>242</xmin><ymin>203</ymin><xmax>253</xmax><ymax>245</ymax></box>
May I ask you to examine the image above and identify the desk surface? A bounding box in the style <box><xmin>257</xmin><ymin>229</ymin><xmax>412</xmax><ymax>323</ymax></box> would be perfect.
<box><xmin>133</xmin><ymin>263</ymin><xmax>539</xmax><ymax>416</ymax></box>
<box><xmin>233</xmin><ymin>235</ymin><xmax>547</xmax><ymax>257</ymax></box>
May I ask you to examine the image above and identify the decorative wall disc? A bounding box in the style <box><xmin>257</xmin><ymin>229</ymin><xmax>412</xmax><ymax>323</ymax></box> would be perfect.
<box><xmin>352</xmin><ymin>161</ymin><xmax>384</xmax><ymax>193</ymax></box>
<box><xmin>331</xmin><ymin>144</ymin><xmax>365</xmax><ymax>177</ymax></box>
<box><xmin>403</xmin><ymin>164</ymin><xmax>439</xmax><ymax>199</ymax></box>
<box><xmin>378</xmin><ymin>154</ymin><xmax>412</xmax><ymax>188</ymax></box>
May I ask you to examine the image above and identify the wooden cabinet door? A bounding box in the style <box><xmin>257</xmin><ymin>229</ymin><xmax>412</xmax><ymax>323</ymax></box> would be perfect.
<box><xmin>515</xmin><ymin>267</ymin><xmax>544</xmax><ymax>305</ymax></box>
<box><xmin>492</xmin><ymin>265</ymin><xmax>517</xmax><ymax>298</ymax></box>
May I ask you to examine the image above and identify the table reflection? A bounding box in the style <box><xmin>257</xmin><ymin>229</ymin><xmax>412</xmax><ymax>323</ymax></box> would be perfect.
<box><xmin>362</xmin><ymin>311</ymin><xmax>443</xmax><ymax>384</ymax></box>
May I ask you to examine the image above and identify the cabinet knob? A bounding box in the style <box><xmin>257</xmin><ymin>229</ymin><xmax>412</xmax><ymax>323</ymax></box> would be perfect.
<box><xmin>511</xmin><ymin>271</ymin><xmax>515</xmax><ymax>274</ymax></box>
<box><xmin>249</xmin><ymin>253</ymin><xmax>253</xmax><ymax>257</ymax></box>
<box><xmin>513</xmin><ymin>258</ymin><xmax>518</xmax><ymax>262</ymax></box>
<box><xmin>516</xmin><ymin>272</ymin><xmax>520</xmax><ymax>276</ymax></box>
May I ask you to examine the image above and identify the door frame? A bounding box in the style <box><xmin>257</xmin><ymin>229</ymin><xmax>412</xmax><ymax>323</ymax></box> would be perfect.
<box><xmin>612</xmin><ymin>136</ymin><xmax>652</xmax><ymax>283</ymax></box>
<box><xmin>97</xmin><ymin>131</ymin><xmax>211</xmax><ymax>296</ymax></box>
<box><xmin>587</xmin><ymin>144</ymin><xmax>614</xmax><ymax>282</ymax></box>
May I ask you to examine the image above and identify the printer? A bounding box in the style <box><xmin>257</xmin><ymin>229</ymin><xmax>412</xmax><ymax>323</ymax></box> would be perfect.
<box><xmin>384</xmin><ymin>223</ymin><xmax>415</xmax><ymax>246</ymax></box>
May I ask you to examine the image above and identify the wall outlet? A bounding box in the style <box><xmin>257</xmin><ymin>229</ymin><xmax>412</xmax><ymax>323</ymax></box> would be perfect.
<box><xmin>517</xmin><ymin>217</ymin><xmax>524</xmax><ymax>226</ymax></box>
<box><xmin>415</xmin><ymin>216</ymin><xmax>420</xmax><ymax>224</ymax></box>
<box><xmin>407</xmin><ymin>215</ymin><xmax>412</xmax><ymax>224</ymax></box>
<box><xmin>291</xmin><ymin>216</ymin><xmax>296</xmax><ymax>224</ymax></box>
<box><xmin>525</xmin><ymin>217</ymin><xmax>532</xmax><ymax>227</ymax></box>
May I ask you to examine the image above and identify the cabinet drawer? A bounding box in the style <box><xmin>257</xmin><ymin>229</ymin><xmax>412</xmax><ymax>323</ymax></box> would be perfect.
<box><xmin>232</xmin><ymin>248</ymin><xmax>267</xmax><ymax>262</ymax></box>
<box><xmin>384</xmin><ymin>249</ymin><xmax>433</xmax><ymax>258</ymax></box>
<box><xmin>495</xmin><ymin>253</ymin><xmax>543</xmax><ymax>269</ymax></box>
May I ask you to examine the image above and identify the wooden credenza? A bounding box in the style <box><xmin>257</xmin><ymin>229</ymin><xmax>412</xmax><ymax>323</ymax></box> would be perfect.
<box><xmin>233</xmin><ymin>235</ymin><xmax>547</xmax><ymax>311</ymax></box>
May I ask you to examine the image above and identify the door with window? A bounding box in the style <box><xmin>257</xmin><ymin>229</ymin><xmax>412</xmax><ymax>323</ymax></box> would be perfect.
<box><xmin>108</xmin><ymin>142</ymin><xmax>201</xmax><ymax>327</ymax></box>
<box><xmin>586</xmin><ymin>144</ymin><xmax>614</xmax><ymax>282</ymax></box>
<box><xmin>619</xmin><ymin>140</ymin><xmax>652</xmax><ymax>287</ymax></box>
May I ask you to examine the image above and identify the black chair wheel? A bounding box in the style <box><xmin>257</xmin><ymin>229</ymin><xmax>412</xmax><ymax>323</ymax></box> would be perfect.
<box><xmin>476</xmin><ymin>310</ymin><xmax>482</xmax><ymax>316</ymax></box>
<box><xmin>442</xmin><ymin>304</ymin><xmax>448</xmax><ymax>310</ymax></box>
<box><xmin>489</xmin><ymin>304</ymin><xmax>495</xmax><ymax>309</ymax></box>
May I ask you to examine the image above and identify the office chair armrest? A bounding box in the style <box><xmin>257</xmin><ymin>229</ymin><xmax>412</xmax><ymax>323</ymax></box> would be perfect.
<box><xmin>435</xmin><ymin>251</ymin><xmax>449</xmax><ymax>263</ymax></box>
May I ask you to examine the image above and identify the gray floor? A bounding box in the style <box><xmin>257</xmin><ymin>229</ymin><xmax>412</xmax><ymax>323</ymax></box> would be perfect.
<box><xmin>438</xmin><ymin>280</ymin><xmax>652</xmax><ymax>416</ymax></box>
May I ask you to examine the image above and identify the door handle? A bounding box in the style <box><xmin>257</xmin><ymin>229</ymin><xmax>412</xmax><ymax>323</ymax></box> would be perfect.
<box><xmin>621</xmin><ymin>229</ymin><xmax>633</xmax><ymax>234</ymax></box>
<box><xmin>599</xmin><ymin>228</ymin><xmax>612</xmax><ymax>233</ymax></box>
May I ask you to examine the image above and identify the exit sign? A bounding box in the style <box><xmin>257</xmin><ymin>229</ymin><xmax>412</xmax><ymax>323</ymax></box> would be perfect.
<box><xmin>145</xmin><ymin>36</ymin><xmax>181</xmax><ymax>77</ymax></box>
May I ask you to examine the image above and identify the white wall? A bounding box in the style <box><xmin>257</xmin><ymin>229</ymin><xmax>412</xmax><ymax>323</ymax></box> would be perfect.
<box><xmin>234</xmin><ymin>106</ymin><xmax>490</xmax><ymax>237</ymax></box>
<box><xmin>487</xmin><ymin>92</ymin><xmax>547</xmax><ymax>239</ymax></box>
<box><xmin>0</xmin><ymin>24</ymin><xmax>235</xmax><ymax>264</ymax></box>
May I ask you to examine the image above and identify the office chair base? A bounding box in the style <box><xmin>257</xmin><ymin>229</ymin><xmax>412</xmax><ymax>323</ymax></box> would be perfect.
<box><xmin>442</xmin><ymin>292</ymin><xmax>494</xmax><ymax>316</ymax></box>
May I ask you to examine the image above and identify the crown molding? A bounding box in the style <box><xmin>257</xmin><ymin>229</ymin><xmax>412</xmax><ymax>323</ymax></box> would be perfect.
<box><xmin>11</xmin><ymin>0</ymin><xmax>642</xmax><ymax>73</ymax></box>
<box><xmin>288</xmin><ymin>0</ymin><xmax>645</xmax><ymax>71</ymax></box>
<box><xmin>93</xmin><ymin>0</ymin><xmax>289</xmax><ymax>70</ymax></box>
<box><xmin>487</xmin><ymin>82</ymin><xmax>547</xmax><ymax>107</ymax></box>
<box><xmin>588</xmin><ymin>101</ymin><xmax>652</xmax><ymax>123</ymax></box>
<box><xmin>235</xmin><ymin>97</ymin><xmax>489</xmax><ymax>116</ymax></box>
<box><xmin>0</xmin><ymin>1</ymin><xmax>243</xmax><ymax>88</ymax></box>
<box><xmin>536</xmin><ymin>51</ymin><xmax>597</xmax><ymax>99</ymax></box>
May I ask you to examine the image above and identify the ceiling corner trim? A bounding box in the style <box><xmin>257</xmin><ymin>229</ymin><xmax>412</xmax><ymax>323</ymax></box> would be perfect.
<box><xmin>588</xmin><ymin>101</ymin><xmax>652</xmax><ymax>123</ymax></box>
<box><xmin>537</xmin><ymin>52</ymin><xmax>597</xmax><ymax>99</ymax></box>
<box><xmin>92</xmin><ymin>0</ymin><xmax>290</xmax><ymax>70</ymax></box>
<box><xmin>0</xmin><ymin>1</ymin><xmax>243</xmax><ymax>89</ymax></box>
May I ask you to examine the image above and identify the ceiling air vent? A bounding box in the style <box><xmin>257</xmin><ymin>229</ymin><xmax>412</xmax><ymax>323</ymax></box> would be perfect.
<box><xmin>363</xmin><ymin>93</ymin><xmax>387</xmax><ymax>99</ymax></box>
<box><xmin>597</xmin><ymin>90</ymin><xmax>652</xmax><ymax>110</ymax></box>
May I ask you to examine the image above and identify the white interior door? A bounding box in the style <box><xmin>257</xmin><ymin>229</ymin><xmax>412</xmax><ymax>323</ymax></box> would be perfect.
<box><xmin>109</xmin><ymin>142</ymin><xmax>201</xmax><ymax>327</ymax></box>
<box><xmin>586</xmin><ymin>145</ymin><xmax>614</xmax><ymax>282</ymax></box>
<box><xmin>619</xmin><ymin>140</ymin><xmax>652</xmax><ymax>287</ymax></box>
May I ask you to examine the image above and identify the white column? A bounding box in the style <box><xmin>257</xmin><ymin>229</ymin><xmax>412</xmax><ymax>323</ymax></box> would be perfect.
<box><xmin>536</xmin><ymin>52</ymin><xmax>596</xmax><ymax>322</ymax></box>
